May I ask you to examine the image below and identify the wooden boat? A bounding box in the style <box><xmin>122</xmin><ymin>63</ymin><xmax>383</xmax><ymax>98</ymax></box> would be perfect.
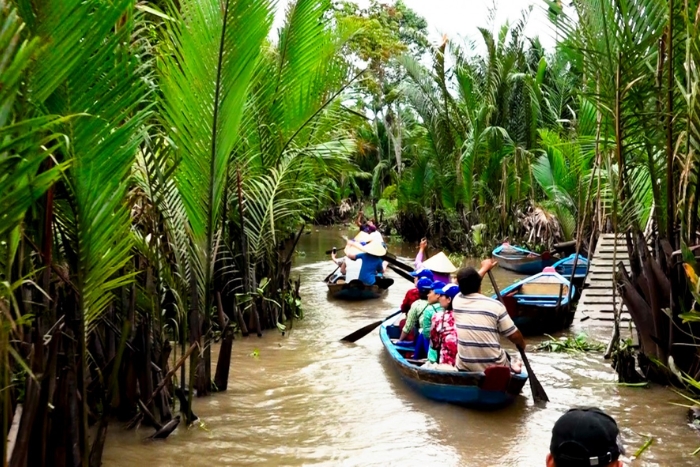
<box><xmin>492</xmin><ymin>243</ymin><xmax>556</xmax><ymax>275</ymax></box>
<box><xmin>552</xmin><ymin>253</ymin><xmax>589</xmax><ymax>290</ymax></box>
<box><xmin>379</xmin><ymin>312</ymin><xmax>529</xmax><ymax>408</ymax></box>
<box><xmin>326</xmin><ymin>277</ymin><xmax>393</xmax><ymax>300</ymax></box>
<box><xmin>494</xmin><ymin>267</ymin><xmax>576</xmax><ymax>336</ymax></box>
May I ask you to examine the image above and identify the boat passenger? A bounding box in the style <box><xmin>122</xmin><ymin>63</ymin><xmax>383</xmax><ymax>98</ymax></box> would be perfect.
<box><xmin>547</xmin><ymin>407</ymin><xmax>624</xmax><ymax>467</ymax></box>
<box><xmin>428</xmin><ymin>285</ymin><xmax>460</xmax><ymax>365</ymax></box>
<box><xmin>397</xmin><ymin>278</ymin><xmax>433</xmax><ymax>343</ymax></box>
<box><xmin>355</xmin><ymin>211</ymin><xmax>377</xmax><ymax>234</ymax></box>
<box><xmin>452</xmin><ymin>259</ymin><xmax>526</xmax><ymax>373</ymax></box>
<box><xmin>343</xmin><ymin>237</ymin><xmax>387</xmax><ymax>286</ymax></box>
<box><xmin>330</xmin><ymin>247</ymin><xmax>347</xmax><ymax>279</ymax></box>
<box><xmin>410</xmin><ymin>280</ymin><xmax>445</xmax><ymax>359</ymax></box>
<box><xmin>400</xmin><ymin>268</ymin><xmax>434</xmax><ymax>314</ymax></box>
<box><xmin>415</xmin><ymin>239</ymin><xmax>457</xmax><ymax>283</ymax></box>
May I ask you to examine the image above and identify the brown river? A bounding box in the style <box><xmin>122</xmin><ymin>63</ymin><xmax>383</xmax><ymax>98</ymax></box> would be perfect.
<box><xmin>103</xmin><ymin>227</ymin><xmax>699</xmax><ymax>466</ymax></box>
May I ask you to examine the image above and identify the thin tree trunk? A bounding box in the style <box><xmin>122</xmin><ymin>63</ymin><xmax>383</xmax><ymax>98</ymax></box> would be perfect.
<box><xmin>214</xmin><ymin>291</ymin><xmax>233</xmax><ymax>391</ymax></box>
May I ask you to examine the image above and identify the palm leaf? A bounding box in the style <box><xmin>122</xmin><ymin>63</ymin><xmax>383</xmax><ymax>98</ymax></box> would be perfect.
<box><xmin>160</xmin><ymin>0</ymin><xmax>274</xmax><ymax>306</ymax></box>
<box><xmin>27</xmin><ymin>0</ymin><xmax>150</xmax><ymax>328</ymax></box>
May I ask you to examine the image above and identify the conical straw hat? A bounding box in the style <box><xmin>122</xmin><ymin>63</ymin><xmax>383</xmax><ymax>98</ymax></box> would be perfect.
<box><xmin>421</xmin><ymin>251</ymin><xmax>456</xmax><ymax>273</ymax></box>
<box><xmin>354</xmin><ymin>231</ymin><xmax>372</xmax><ymax>243</ymax></box>
<box><xmin>344</xmin><ymin>236</ymin><xmax>387</xmax><ymax>257</ymax></box>
<box><xmin>368</xmin><ymin>230</ymin><xmax>384</xmax><ymax>244</ymax></box>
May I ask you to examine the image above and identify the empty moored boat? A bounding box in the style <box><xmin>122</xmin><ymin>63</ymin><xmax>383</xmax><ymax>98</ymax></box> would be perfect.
<box><xmin>492</xmin><ymin>243</ymin><xmax>556</xmax><ymax>275</ymax></box>
<box><xmin>379</xmin><ymin>312</ymin><xmax>528</xmax><ymax>408</ymax></box>
<box><xmin>552</xmin><ymin>253</ymin><xmax>589</xmax><ymax>290</ymax></box>
<box><xmin>494</xmin><ymin>267</ymin><xmax>576</xmax><ymax>336</ymax></box>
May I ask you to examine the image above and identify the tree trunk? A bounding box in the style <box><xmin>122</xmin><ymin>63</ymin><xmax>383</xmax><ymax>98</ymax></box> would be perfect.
<box><xmin>214</xmin><ymin>292</ymin><xmax>233</xmax><ymax>391</ymax></box>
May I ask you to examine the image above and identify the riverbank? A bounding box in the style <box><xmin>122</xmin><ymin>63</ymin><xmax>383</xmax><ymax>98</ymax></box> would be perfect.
<box><xmin>102</xmin><ymin>227</ymin><xmax>699</xmax><ymax>466</ymax></box>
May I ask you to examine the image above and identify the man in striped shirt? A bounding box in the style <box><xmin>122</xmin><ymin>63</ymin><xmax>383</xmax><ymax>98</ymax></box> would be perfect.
<box><xmin>452</xmin><ymin>260</ymin><xmax>526</xmax><ymax>372</ymax></box>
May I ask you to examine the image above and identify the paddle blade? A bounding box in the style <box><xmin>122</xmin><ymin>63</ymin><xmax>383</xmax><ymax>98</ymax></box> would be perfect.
<box><xmin>519</xmin><ymin>348</ymin><xmax>549</xmax><ymax>403</ymax></box>
<box><xmin>388</xmin><ymin>265</ymin><xmax>414</xmax><ymax>283</ymax></box>
<box><xmin>340</xmin><ymin>320</ymin><xmax>383</xmax><ymax>343</ymax></box>
<box><xmin>382</xmin><ymin>253</ymin><xmax>414</xmax><ymax>273</ymax></box>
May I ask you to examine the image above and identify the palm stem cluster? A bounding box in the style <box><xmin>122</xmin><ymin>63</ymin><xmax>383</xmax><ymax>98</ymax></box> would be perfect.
<box><xmin>1</xmin><ymin>0</ymin><xmax>357</xmax><ymax>463</ymax></box>
<box><xmin>548</xmin><ymin>0</ymin><xmax>700</xmax><ymax>385</ymax></box>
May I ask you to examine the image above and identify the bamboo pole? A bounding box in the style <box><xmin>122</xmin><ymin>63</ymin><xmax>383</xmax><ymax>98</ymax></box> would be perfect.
<box><xmin>147</xmin><ymin>342</ymin><xmax>197</xmax><ymax>407</ymax></box>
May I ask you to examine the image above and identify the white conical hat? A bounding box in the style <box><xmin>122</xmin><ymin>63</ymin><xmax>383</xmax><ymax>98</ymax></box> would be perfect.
<box><xmin>368</xmin><ymin>230</ymin><xmax>384</xmax><ymax>244</ymax></box>
<box><xmin>421</xmin><ymin>251</ymin><xmax>456</xmax><ymax>273</ymax></box>
<box><xmin>354</xmin><ymin>231</ymin><xmax>372</xmax><ymax>243</ymax></box>
<box><xmin>344</xmin><ymin>236</ymin><xmax>387</xmax><ymax>257</ymax></box>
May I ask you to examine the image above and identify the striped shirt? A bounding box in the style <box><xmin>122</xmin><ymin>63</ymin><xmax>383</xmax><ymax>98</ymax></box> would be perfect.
<box><xmin>451</xmin><ymin>293</ymin><xmax>518</xmax><ymax>372</ymax></box>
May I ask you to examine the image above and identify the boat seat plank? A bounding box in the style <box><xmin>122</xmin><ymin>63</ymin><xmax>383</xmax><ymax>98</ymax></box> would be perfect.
<box><xmin>519</xmin><ymin>283</ymin><xmax>568</xmax><ymax>296</ymax></box>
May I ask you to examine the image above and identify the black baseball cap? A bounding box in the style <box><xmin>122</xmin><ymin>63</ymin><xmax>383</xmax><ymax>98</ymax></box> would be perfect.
<box><xmin>550</xmin><ymin>407</ymin><xmax>624</xmax><ymax>467</ymax></box>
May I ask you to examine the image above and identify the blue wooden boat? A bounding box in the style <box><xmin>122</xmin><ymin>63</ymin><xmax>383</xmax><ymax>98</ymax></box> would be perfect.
<box><xmin>380</xmin><ymin>312</ymin><xmax>528</xmax><ymax>408</ymax></box>
<box><xmin>492</xmin><ymin>243</ymin><xmax>556</xmax><ymax>275</ymax></box>
<box><xmin>326</xmin><ymin>277</ymin><xmax>393</xmax><ymax>300</ymax></box>
<box><xmin>553</xmin><ymin>253</ymin><xmax>589</xmax><ymax>289</ymax></box>
<box><xmin>494</xmin><ymin>267</ymin><xmax>576</xmax><ymax>336</ymax></box>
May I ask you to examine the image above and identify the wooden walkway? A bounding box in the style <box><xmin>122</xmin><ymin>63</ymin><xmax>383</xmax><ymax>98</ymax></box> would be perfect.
<box><xmin>576</xmin><ymin>234</ymin><xmax>632</xmax><ymax>323</ymax></box>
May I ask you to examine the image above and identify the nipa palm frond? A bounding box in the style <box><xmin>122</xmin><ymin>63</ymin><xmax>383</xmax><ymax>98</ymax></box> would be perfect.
<box><xmin>11</xmin><ymin>0</ymin><xmax>144</xmax><ymax>328</ymax></box>
<box><xmin>160</xmin><ymin>0</ymin><xmax>274</xmax><ymax>303</ymax></box>
<box><xmin>0</xmin><ymin>3</ymin><xmax>66</xmax><ymax>241</ymax></box>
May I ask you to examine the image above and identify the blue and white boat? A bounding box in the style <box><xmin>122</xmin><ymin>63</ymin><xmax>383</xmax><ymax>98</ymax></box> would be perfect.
<box><xmin>494</xmin><ymin>267</ymin><xmax>576</xmax><ymax>336</ymax></box>
<box><xmin>492</xmin><ymin>243</ymin><xmax>556</xmax><ymax>275</ymax></box>
<box><xmin>552</xmin><ymin>253</ymin><xmax>589</xmax><ymax>289</ymax></box>
<box><xmin>379</xmin><ymin>312</ymin><xmax>528</xmax><ymax>408</ymax></box>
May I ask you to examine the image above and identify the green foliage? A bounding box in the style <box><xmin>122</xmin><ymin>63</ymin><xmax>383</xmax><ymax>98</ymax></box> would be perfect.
<box><xmin>537</xmin><ymin>333</ymin><xmax>606</xmax><ymax>353</ymax></box>
<box><xmin>1</xmin><ymin>0</ymin><xmax>368</xmax><ymax>461</ymax></box>
<box><xmin>161</xmin><ymin>0</ymin><xmax>274</xmax><ymax>316</ymax></box>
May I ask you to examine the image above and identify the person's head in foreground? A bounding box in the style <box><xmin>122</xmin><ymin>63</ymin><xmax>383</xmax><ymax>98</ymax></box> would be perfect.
<box><xmin>416</xmin><ymin>277</ymin><xmax>433</xmax><ymax>300</ymax></box>
<box><xmin>548</xmin><ymin>407</ymin><xmax>624</xmax><ymax>467</ymax></box>
<box><xmin>456</xmin><ymin>267</ymin><xmax>482</xmax><ymax>295</ymax></box>
<box><xmin>410</xmin><ymin>268</ymin><xmax>434</xmax><ymax>285</ymax></box>
<box><xmin>427</xmin><ymin>281</ymin><xmax>446</xmax><ymax>304</ymax></box>
<box><xmin>437</xmin><ymin>285</ymin><xmax>459</xmax><ymax>310</ymax></box>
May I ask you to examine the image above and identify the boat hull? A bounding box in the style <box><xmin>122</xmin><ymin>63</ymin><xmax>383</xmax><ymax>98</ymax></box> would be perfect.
<box><xmin>511</xmin><ymin>303</ymin><xmax>575</xmax><ymax>336</ymax></box>
<box><xmin>495</xmin><ymin>269</ymin><xmax>576</xmax><ymax>336</ymax></box>
<box><xmin>495</xmin><ymin>256</ymin><xmax>554</xmax><ymax>274</ymax></box>
<box><xmin>553</xmin><ymin>254</ymin><xmax>589</xmax><ymax>295</ymax></box>
<box><xmin>380</xmin><ymin>315</ymin><xmax>528</xmax><ymax>408</ymax></box>
<box><xmin>492</xmin><ymin>244</ymin><xmax>555</xmax><ymax>275</ymax></box>
<box><xmin>326</xmin><ymin>281</ymin><xmax>386</xmax><ymax>300</ymax></box>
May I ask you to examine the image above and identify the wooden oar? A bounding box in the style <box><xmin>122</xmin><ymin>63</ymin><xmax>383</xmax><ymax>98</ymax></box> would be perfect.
<box><xmin>323</xmin><ymin>265</ymin><xmax>340</xmax><ymax>283</ymax></box>
<box><xmin>381</xmin><ymin>253</ymin><xmax>414</xmax><ymax>273</ymax></box>
<box><xmin>340</xmin><ymin>310</ymin><xmax>402</xmax><ymax>343</ymax></box>
<box><xmin>487</xmin><ymin>270</ymin><xmax>549</xmax><ymax>403</ymax></box>
<box><xmin>387</xmin><ymin>264</ymin><xmax>414</xmax><ymax>283</ymax></box>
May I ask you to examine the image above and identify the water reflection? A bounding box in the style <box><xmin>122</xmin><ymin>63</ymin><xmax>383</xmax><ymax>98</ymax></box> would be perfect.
<box><xmin>102</xmin><ymin>227</ymin><xmax>699</xmax><ymax>466</ymax></box>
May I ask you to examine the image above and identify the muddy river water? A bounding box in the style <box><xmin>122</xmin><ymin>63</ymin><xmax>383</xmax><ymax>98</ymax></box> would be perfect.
<box><xmin>103</xmin><ymin>227</ymin><xmax>699</xmax><ymax>466</ymax></box>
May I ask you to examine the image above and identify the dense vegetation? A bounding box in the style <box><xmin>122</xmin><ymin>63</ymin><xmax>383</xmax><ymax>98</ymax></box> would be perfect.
<box><xmin>2</xmin><ymin>0</ymin><xmax>700</xmax><ymax>464</ymax></box>
<box><xmin>325</xmin><ymin>1</ymin><xmax>589</xmax><ymax>253</ymax></box>
<box><xmin>1</xmin><ymin>0</ymin><xmax>359</xmax><ymax>463</ymax></box>
<box><xmin>330</xmin><ymin>0</ymin><xmax>700</xmax><ymax>396</ymax></box>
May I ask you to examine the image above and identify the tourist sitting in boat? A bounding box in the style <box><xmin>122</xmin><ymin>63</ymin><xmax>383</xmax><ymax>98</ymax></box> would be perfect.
<box><xmin>343</xmin><ymin>236</ymin><xmax>387</xmax><ymax>286</ymax></box>
<box><xmin>548</xmin><ymin>407</ymin><xmax>624</xmax><ymax>467</ymax></box>
<box><xmin>452</xmin><ymin>259</ymin><xmax>526</xmax><ymax>373</ymax></box>
<box><xmin>428</xmin><ymin>285</ymin><xmax>460</xmax><ymax>366</ymax></box>
<box><xmin>400</xmin><ymin>268</ymin><xmax>434</xmax><ymax>314</ymax></box>
<box><xmin>415</xmin><ymin>280</ymin><xmax>446</xmax><ymax>358</ymax></box>
<box><xmin>414</xmin><ymin>238</ymin><xmax>457</xmax><ymax>283</ymax></box>
<box><xmin>330</xmin><ymin>247</ymin><xmax>347</xmax><ymax>279</ymax></box>
<box><xmin>398</xmin><ymin>279</ymin><xmax>444</xmax><ymax>358</ymax></box>
<box><xmin>397</xmin><ymin>277</ymin><xmax>431</xmax><ymax>340</ymax></box>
